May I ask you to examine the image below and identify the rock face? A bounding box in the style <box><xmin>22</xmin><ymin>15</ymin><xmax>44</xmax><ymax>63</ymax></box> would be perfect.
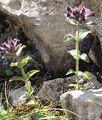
<box><xmin>0</xmin><ymin>0</ymin><xmax>102</xmax><ymax>74</ymax></box>
<box><xmin>60</xmin><ymin>88</ymin><xmax>102</xmax><ymax>120</ymax></box>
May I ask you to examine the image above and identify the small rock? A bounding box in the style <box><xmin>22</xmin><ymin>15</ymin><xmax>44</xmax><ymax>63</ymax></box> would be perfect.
<box><xmin>65</xmin><ymin>71</ymin><xmax>102</xmax><ymax>90</ymax></box>
<box><xmin>9</xmin><ymin>87</ymin><xmax>28</xmax><ymax>107</ymax></box>
<box><xmin>79</xmin><ymin>72</ymin><xmax>102</xmax><ymax>90</ymax></box>
<box><xmin>60</xmin><ymin>88</ymin><xmax>102</xmax><ymax>120</ymax></box>
<box><xmin>36</xmin><ymin>78</ymin><xmax>68</xmax><ymax>102</ymax></box>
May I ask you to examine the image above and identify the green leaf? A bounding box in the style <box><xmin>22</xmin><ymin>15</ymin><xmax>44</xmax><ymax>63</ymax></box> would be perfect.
<box><xmin>16</xmin><ymin>45</ymin><xmax>26</xmax><ymax>57</ymax></box>
<box><xmin>5</xmin><ymin>69</ymin><xmax>13</xmax><ymax>76</ymax></box>
<box><xmin>66</xmin><ymin>69</ymin><xmax>75</xmax><ymax>75</ymax></box>
<box><xmin>32</xmin><ymin>111</ymin><xmax>44</xmax><ymax>120</ymax></box>
<box><xmin>18</xmin><ymin>56</ymin><xmax>31</xmax><ymax>68</ymax></box>
<box><xmin>83</xmin><ymin>72</ymin><xmax>91</xmax><ymax>79</ymax></box>
<box><xmin>68</xmin><ymin>84</ymin><xmax>81</xmax><ymax>90</ymax></box>
<box><xmin>86</xmin><ymin>21</ymin><xmax>96</xmax><ymax>26</ymax></box>
<box><xmin>68</xmin><ymin>49</ymin><xmax>80</xmax><ymax>60</ymax></box>
<box><xmin>79</xmin><ymin>30</ymin><xmax>91</xmax><ymax>39</ymax></box>
<box><xmin>25</xmin><ymin>81</ymin><xmax>34</xmax><ymax>96</ymax></box>
<box><xmin>22</xmin><ymin>117</ymin><xmax>30</xmax><ymax>120</ymax></box>
<box><xmin>10</xmin><ymin>62</ymin><xmax>18</xmax><ymax>67</ymax></box>
<box><xmin>12</xmin><ymin>76</ymin><xmax>24</xmax><ymax>81</ymax></box>
<box><xmin>0</xmin><ymin>106</ymin><xmax>7</xmax><ymax>115</ymax></box>
<box><xmin>67</xmin><ymin>18</ymin><xmax>77</xmax><ymax>25</ymax></box>
<box><xmin>64</xmin><ymin>34</ymin><xmax>76</xmax><ymax>42</ymax></box>
<box><xmin>68</xmin><ymin>84</ymin><xmax>77</xmax><ymax>87</ymax></box>
<box><xmin>26</xmin><ymin>70</ymin><xmax>39</xmax><ymax>81</ymax></box>
<box><xmin>80</xmin><ymin>53</ymin><xmax>90</xmax><ymax>63</ymax></box>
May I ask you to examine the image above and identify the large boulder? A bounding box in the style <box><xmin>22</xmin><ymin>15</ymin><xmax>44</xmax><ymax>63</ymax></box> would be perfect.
<box><xmin>0</xmin><ymin>0</ymin><xmax>75</xmax><ymax>75</ymax></box>
<box><xmin>0</xmin><ymin>0</ymin><xmax>102</xmax><ymax>74</ymax></box>
<box><xmin>60</xmin><ymin>88</ymin><xmax>102</xmax><ymax>120</ymax></box>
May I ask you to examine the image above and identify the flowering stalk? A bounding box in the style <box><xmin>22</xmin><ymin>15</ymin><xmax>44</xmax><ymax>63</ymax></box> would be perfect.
<box><xmin>76</xmin><ymin>21</ymin><xmax>80</xmax><ymax>90</ymax></box>
<box><xmin>65</xmin><ymin>3</ymin><xmax>95</xmax><ymax>90</ymax></box>
<box><xmin>0</xmin><ymin>38</ymin><xmax>39</xmax><ymax>96</ymax></box>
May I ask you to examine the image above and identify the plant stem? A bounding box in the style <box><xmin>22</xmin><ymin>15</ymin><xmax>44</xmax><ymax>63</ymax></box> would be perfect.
<box><xmin>16</xmin><ymin>58</ymin><xmax>28</xmax><ymax>91</ymax></box>
<box><xmin>21</xmin><ymin>68</ymin><xmax>26</xmax><ymax>81</ymax></box>
<box><xmin>5</xmin><ymin>81</ymin><xmax>9</xmax><ymax>110</ymax></box>
<box><xmin>16</xmin><ymin>58</ymin><xmax>26</xmax><ymax>82</ymax></box>
<box><xmin>76</xmin><ymin>22</ymin><xmax>80</xmax><ymax>90</ymax></box>
<box><xmin>16</xmin><ymin>57</ymin><xmax>33</xmax><ymax>96</ymax></box>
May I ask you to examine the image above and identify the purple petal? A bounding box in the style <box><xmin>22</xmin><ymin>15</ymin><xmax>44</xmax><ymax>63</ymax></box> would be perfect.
<box><xmin>3</xmin><ymin>42</ymin><xmax>11</xmax><ymax>49</ymax></box>
<box><xmin>67</xmin><ymin>5</ymin><xmax>73</xmax><ymax>13</ymax></box>
<box><xmin>0</xmin><ymin>46</ymin><xmax>8</xmax><ymax>54</ymax></box>
<box><xmin>85</xmin><ymin>12</ymin><xmax>95</xmax><ymax>18</ymax></box>
<box><xmin>0</xmin><ymin>51</ymin><xmax>4</xmax><ymax>54</ymax></box>
<box><xmin>8</xmin><ymin>39</ymin><xmax>13</xmax><ymax>48</ymax></box>
<box><xmin>79</xmin><ymin>16</ymin><xmax>85</xmax><ymax>22</ymax></box>
<box><xmin>73</xmin><ymin>11</ymin><xmax>80</xmax><ymax>20</ymax></box>
<box><xmin>0</xmin><ymin>46</ymin><xmax>7</xmax><ymax>51</ymax></box>
<box><xmin>67</xmin><ymin>11</ymin><xmax>74</xmax><ymax>18</ymax></box>
<box><xmin>80</xmin><ymin>7</ymin><xmax>85</xmax><ymax>14</ymax></box>
<box><xmin>13</xmin><ymin>38</ymin><xmax>20</xmax><ymax>48</ymax></box>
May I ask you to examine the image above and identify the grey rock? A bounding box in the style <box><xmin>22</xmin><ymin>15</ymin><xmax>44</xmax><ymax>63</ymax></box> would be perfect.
<box><xmin>9</xmin><ymin>87</ymin><xmax>27</xmax><ymax>107</ymax></box>
<box><xmin>36</xmin><ymin>78</ymin><xmax>68</xmax><ymax>102</ymax></box>
<box><xmin>0</xmin><ymin>0</ymin><xmax>76</xmax><ymax>74</ymax></box>
<box><xmin>79</xmin><ymin>72</ymin><xmax>102</xmax><ymax>90</ymax></box>
<box><xmin>9</xmin><ymin>86</ymin><xmax>38</xmax><ymax>107</ymax></box>
<box><xmin>60</xmin><ymin>88</ymin><xmax>102</xmax><ymax>120</ymax></box>
<box><xmin>65</xmin><ymin>71</ymin><xmax>102</xmax><ymax>90</ymax></box>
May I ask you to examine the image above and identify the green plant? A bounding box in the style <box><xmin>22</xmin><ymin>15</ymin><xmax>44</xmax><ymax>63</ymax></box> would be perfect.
<box><xmin>0</xmin><ymin>38</ymin><xmax>39</xmax><ymax>96</ymax></box>
<box><xmin>0</xmin><ymin>105</ymin><xmax>16</xmax><ymax>120</ymax></box>
<box><xmin>64</xmin><ymin>3</ymin><xmax>95</xmax><ymax>89</ymax></box>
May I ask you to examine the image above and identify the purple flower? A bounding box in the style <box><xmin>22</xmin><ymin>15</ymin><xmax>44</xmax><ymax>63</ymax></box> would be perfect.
<box><xmin>0</xmin><ymin>38</ymin><xmax>20</xmax><ymax>55</ymax></box>
<box><xmin>66</xmin><ymin>3</ymin><xmax>95</xmax><ymax>22</ymax></box>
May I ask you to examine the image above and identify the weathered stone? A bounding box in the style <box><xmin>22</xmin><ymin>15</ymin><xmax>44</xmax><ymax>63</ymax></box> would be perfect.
<box><xmin>36</xmin><ymin>78</ymin><xmax>68</xmax><ymax>102</ymax></box>
<box><xmin>60</xmin><ymin>88</ymin><xmax>102</xmax><ymax>120</ymax></box>
<box><xmin>64</xmin><ymin>71</ymin><xmax>102</xmax><ymax>90</ymax></box>
<box><xmin>9</xmin><ymin>87</ymin><xmax>27</xmax><ymax>107</ymax></box>
<box><xmin>9</xmin><ymin>86</ymin><xmax>38</xmax><ymax>107</ymax></box>
<box><xmin>79</xmin><ymin>72</ymin><xmax>102</xmax><ymax>90</ymax></box>
<box><xmin>0</xmin><ymin>0</ymin><xmax>75</xmax><ymax>74</ymax></box>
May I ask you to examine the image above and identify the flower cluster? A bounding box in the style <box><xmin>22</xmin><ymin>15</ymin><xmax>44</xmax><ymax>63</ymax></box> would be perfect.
<box><xmin>66</xmin><ymin>3</ymin><xmax>95</xmax><ymax>22</ymax></box>
<box><xmin>0</xmin><ymin>38</ymin><xmax>20</xmax><ymax>55</ymax></box>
